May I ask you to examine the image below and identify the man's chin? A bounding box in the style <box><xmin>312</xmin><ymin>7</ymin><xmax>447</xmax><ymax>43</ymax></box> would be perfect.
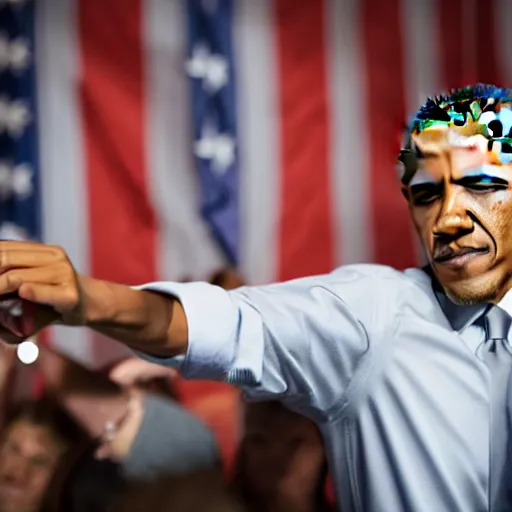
<box><xmin>436</xmin><ymin>273</ymin><xmax>500</xmax><ymax>306</ymax></box>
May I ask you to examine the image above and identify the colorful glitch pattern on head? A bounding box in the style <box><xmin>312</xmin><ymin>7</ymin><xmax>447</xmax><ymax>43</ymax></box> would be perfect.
<box><xmin>398</xmin><ymin>84</ymin><xmax>512</xmax><ymax>185</ymax></box>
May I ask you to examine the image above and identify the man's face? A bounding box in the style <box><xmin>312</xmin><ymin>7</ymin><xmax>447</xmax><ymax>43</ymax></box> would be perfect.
<box><xmin>405</xmin><ymin>122</ymin><xmax>512</xmax><ymax>304</ymax></box>
<box><xmin>0</xmin><ymin>420</ymin><xmax>64</xmax><ymax>512</ymax></box>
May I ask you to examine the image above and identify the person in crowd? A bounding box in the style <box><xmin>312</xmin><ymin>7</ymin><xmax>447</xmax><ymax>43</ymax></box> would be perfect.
<box><xmin>0</xmin><ymin>396</ymin><xmax>87</xmax><ymax>512</ymax></box>
<box><xmin>111</xmin><ymin>469</ymin><xmax>245</xmax><ymax>512</ymax></box>
<box><xmin>232</xmin><ymin>400</ymin><xmax>333</xmax><ymax>512</ymax></box>
<box><xmin>52</xmin><ymin>441</ymin><xmax>126</xmax><ymax>512</ymax></box>
<box><xmin>36</xmin><ymin>347</ymin><xmax>221</xmax><ymax>511</ymax></box>
<box><xmin>1</xmin><ymin>83</ymin><xmax>512</xmax><ymax>511</ymax></box>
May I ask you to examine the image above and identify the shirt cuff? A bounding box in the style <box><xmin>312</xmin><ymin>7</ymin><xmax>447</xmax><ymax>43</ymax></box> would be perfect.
<box><xmin>132</xmin><ymin>281</ymin><xmax>240</xmax><ymax>380</ymax></box>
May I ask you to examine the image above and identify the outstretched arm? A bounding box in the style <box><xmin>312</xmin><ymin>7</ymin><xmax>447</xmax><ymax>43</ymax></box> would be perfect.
<box><xmin>0</xmin><ymin>241</ymin><xmax>188</xmax><ymax>357</ymax></box>
<box><xmin>0</xmin><ymin>241</ymin><xmax>391</xmax><ymax>415</ymax></box>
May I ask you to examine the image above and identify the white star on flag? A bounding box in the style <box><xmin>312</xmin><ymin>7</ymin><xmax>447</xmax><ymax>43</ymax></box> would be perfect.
<box><xmin>0</xmin><ymin>34</ymin><xmax>30</xmax><ymax>72</ymax></box>
<box><xmin>195</xmin><ymin>132</ymin><xmax>236</xmax><ymax>174</ymax></box>
<box><xmin>186</xmin><ymin>44</ymin><xmax>229</xmax><ymax>94</ymax></box>
<box><xmin>0</xmin><ymin>162</ymin><xmax>33</xmax><ymax>200</ymax></box>
<box><xmin>0</xmin><ymin>98</ymin><xmax>31</xmax><ymax>138</ymax></box>
<box><xmin>0</xmin><ymin>221</ymin><xmax>28</xmax><ymax>241</ymax></box>
<box><xmin>11</xmin><ymin>163</ymin><xmax>33</xmax><ymax>198</ymax></box>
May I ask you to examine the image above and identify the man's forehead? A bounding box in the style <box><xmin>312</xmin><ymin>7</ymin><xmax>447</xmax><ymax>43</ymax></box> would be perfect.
<box><xmin>410</xmin><ymin>127</ymin><xmax>490</xmax><ymax>176</ymax></box>
<box><xmin>410</xmin><ymin>126</ymin><xmax>512</xmax><ymax>181</ymax></box>
<box><xmin>400</xmin><ymin>98</ymin><xmax>512</xmax><ymax>185</ymax></box>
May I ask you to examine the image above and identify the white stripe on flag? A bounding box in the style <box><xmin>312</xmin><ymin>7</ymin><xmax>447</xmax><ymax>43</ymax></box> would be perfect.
<box><xmin>400</xmin><ymin>0</ymin><xmax>439</xmax><ymax>265</ymax></box>
<box><xmin>400</xmin><ymin>0</ymin><xmax>439</xmax><ymax>113</ymax></box>
<box><xmin>36</xmin><ymin>0</ymin><xmax>93</xmax><ymax>365</ymax></box>
<box><xmin>144</xmin><ymin>0</ymin><xmax>224</xmax><ymax>282</ymax></box>
<box><xmin>234</xmin><ymin>0</ymin><xmax>280</xmax><ymax>284</ymax></box>
<box><xmin>327</xmin><ymin>0</ymin><xmax>371</xmax><ymax>265</ymax></box>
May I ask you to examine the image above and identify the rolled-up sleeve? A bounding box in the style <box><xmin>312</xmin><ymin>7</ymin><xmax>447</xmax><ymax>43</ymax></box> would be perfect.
<box><xmin>135</xmin><ymin>265</ymin><xmax>397</xmax><ymax>415</ymax></box>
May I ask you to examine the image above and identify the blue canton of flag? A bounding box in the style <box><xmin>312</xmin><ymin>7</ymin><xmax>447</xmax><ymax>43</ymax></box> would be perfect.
<box><xmin>0</xmin><ymin>0</ymin><xmax>41</xmax><ymax>241</ymax></box>
<box><xmin>186</xmin><ymin>0</ymin><xmax>239</xmax><ymax>265</ymax></box>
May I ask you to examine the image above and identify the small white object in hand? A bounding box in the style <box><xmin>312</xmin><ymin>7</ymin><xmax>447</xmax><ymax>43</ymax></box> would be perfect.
<box><xmin>0</xmin><ymin>297</ymin><xmax>22</xmax><ymax>315</ymax></box>
<box><xmin>10</xmin><ymin>302</ymin><xmax>22</xmax><ymax>317</ymax></box>
<box><xmin>17</xmin><ymin>340</ymin><xmax>38</xmax><ymax>365</ymax></box>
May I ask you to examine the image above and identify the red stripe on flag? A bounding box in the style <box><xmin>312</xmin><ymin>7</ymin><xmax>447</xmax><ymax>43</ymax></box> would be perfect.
<box><xmin>77</xmin><ymin>0</ymin><xmax>157</xmax><ymax>287</ymax></box>
<box><xmin>274</xmin><ymin>0</ymin><xmax>334</xmax><ymax>281</ymax></box>
<box><xmin>475</xmin><ymin>0</ymin><xmax>504</xmax><ymax>86</ymax></box>
<box><xmin>437</xmin><ymin>0</ymin><xmax>467</xmax><ymax>90</ymax></box>
<box><xmin>438</xmin><ymin>0</ymin><xmax>504</xmax><ymax>99</ymax></box>
<box><xmin>361</xmin><ymin>0</ymin><xmax>416</xmax><ymax>269</ymax></box>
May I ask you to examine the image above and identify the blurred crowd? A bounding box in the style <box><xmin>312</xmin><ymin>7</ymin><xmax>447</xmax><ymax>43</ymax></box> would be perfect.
<box><xmin>0</xmin><ymin>269</ymin><xmax>335</xmax><ymax>512</ymax></box>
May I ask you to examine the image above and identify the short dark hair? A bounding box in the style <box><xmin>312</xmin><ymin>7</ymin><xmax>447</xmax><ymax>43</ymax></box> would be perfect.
<box><xmin>411</xmin><ymin>84</ymin><xmax>512</xmax><ymax>133</ymax></box>
<box><xmin>3</xmin><ymin>394</ymin><xmax>86</xmax><ymax>450</ymax></box>
<box><xmin>398</xmin><ymin>83</ymin><xmax>512</xmax><ymax>185</ymax></box>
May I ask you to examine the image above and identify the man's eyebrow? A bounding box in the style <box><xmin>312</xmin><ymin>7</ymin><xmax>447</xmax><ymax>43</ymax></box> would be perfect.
<box><xmin>410</xmin><ymin>181</ymin><xmax>443</xmax><ymax>193</ymax></box>
<box><xmin>454</xmin><ymin>174</ymin><xmax>509</xmax><ymax>186</ymax></box>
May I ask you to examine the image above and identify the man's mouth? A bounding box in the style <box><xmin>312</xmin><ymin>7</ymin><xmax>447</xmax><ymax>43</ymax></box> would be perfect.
<box><xmin>433</xmin><ymin>246</ymin><xmax>490</xmax><ymax>265</ymax></box>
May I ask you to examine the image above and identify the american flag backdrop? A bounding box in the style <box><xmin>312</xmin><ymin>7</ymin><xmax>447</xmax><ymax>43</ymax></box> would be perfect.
<box><xmin>0</xmin><ymin>0</ymin><xmax>511</xmax><ymax>369</ymax></box>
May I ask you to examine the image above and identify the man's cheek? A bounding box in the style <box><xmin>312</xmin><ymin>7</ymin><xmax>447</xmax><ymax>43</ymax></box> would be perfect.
<box><xmin>410</xmin><ymin>209</ymin><xmax>431</xmax><ymax>238</ymax></box>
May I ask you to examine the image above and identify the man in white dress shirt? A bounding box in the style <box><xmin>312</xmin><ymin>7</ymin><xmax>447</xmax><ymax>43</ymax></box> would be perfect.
<box><xmin>0</xmin><ymin>83</ymin><xmax>511</xmax><ymax>511</ymax></box>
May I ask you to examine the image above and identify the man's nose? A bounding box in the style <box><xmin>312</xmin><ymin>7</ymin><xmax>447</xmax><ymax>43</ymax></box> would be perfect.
<box><xmin>432</xmin><ymin>189</ymin><xmax>474</xmax><ymax>238</ymax></box>
<box><xmin>433</xmin><ymin>214</ymin><xmax>473</xmax><ymax>238</ymax></box>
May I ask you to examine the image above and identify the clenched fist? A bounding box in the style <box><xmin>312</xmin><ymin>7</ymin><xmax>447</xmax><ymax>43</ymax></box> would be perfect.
<box><xmin>0</xmin><ymin>241</ymin><xmax>84</xmax><ymax>344</ymax></box>
<box><xmin>0</xmin><ymin>240</ymin><xmax>187</xmax><ymax>357</ymax></box>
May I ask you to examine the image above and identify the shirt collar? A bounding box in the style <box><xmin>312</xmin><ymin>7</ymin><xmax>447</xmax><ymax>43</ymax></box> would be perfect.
<box><xmin>422</xmin><ymin>266</ymin><xmax>486</xmax><ymax>332</ymax></box>
<box><xmin>497</xmin><ymin>288</ymin><xmax>512</xmax><ymax>317</ymax></box>
<box><xmin>434</xmin><ymin>291</ymin><xmax>485</xmax><ymax>332</ymax></box>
